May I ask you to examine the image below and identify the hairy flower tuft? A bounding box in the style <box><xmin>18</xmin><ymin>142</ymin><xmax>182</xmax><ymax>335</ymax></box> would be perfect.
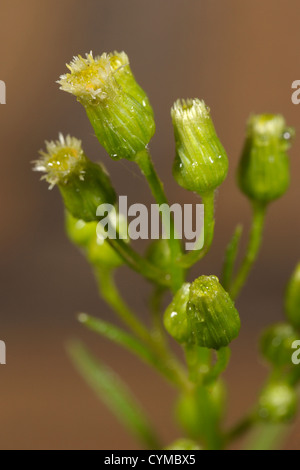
<box><xmin>34</xmin><ymin>134</ymin><xmax>86</xmax><ymax>188</ymax></box>
<box><xmin>171</xmin><ymin>98</ymin><xmax>210</xmax><ymax>127</ymax></box>
<box><xmin>58</xmin><ymin>51</ymin><xmax>129</xmax><ymax>104</ymax></box>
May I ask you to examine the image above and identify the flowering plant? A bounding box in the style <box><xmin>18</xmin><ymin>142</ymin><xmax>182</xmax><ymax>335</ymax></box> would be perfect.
<box><xmin>34</xmin><ymin>51</ymin><xmax>299</xmax><ymax>450</ymax></box>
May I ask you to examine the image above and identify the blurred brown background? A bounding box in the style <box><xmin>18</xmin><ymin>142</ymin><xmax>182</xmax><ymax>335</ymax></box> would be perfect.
<box><xmin>0</xmin><ymin>0</ymin><xmax>300</xmax><ymax>450</ymax></box>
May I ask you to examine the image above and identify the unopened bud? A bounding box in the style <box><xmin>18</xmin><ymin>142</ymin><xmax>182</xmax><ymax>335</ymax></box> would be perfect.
<box><xmin>187</xmin><ymin>275</ymin><xmax>241</xmax><ymax>350</ymax></box>
<box><xmin>171</xmin><ymin>99</ymin><xmax>228</xmax><ymax>196</ymax></box>
<box><xmin>238</xmin><ymin>114</ymin><xmax>293</xmax><ymax>204</ymax></box>
<box><xmin>164</xmin><ymin>283</ymin><xmax>191</xmax><ymax>344</ymax></box>
<box><xmin>58</xmin><ymin>52</ymin><xmax>155</xmax><ymax>160</ymax></box>
<box><xmin>261</xmin><ymin>323</ymin><xmax>298</xmax><ymax>367</ymax></box>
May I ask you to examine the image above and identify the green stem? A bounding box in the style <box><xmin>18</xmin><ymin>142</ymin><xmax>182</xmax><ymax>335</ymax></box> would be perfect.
<box><xmin>184</xmin><ymin>343</ymin><xmax>212</xmax><ymax>384</ymax></box>
<box><xmin>150</xmin><ymin>286</ymin><xmax>167</xmax><ymax>344</ymax></box>
<box><xmin>95</xmin><ymin>267</ymin><xmax>152</xmax><ymax>345</ymax></box>
<box><xmin>229</xmin><ymin>202</ymin><xmax>267</xmax><ymax>300</ymax></box>
<box><xmin>221</xmin><ymin>225</ymin><xmax>243</xmax><ymax>291</ymax></box>
<box><xmin>178</xmin><ymin>191</ymin><xmax>215</xmax><ymax>269</ymax></box>
<box><xmin>204</xmin><ymin>347</ymin><xmax>231</xmax><ymax>385</ymax></box>
<box><xmin>225</xmin><ymin>414</ymin><xmax>255</xmax><ymax>446</ymax></box>
<box><xmin>107</xmin><ymin>237</ymin><xmax>170</xmax><ymax>288</ymax></box>
<box><xmin>136</xmin><ymin>149</ymin><xmax>184</xmax><ymax>292</ymax></box>
<box><xmin>96</xmin><ymin>268</ymin><xmax>190</xmax><ymax>392</ymax></box>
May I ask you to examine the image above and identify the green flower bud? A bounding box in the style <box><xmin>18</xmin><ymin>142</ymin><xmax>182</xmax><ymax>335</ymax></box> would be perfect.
<box><xmin>34</xmin><ymin>134</ymin><xmax>116</xmax><ymax>222</ymax></box>
<box><xmin>171</xmin><ymin>99</ymin><xmax>228</xmax><ymax>196</ymax></box>
<box><xmin>165</xmin><ymin>439</ymin><xmax>201</xmax><ymax>451</ymax></box>
<box><xmin>260</xmin><ymin>323</ymin><xmax>298</xmax><ymax>367</ymax></box>
<box><xmin>164</xmin><ymin>283</ymin><xmax>191</xmax><ymax>343</ymax></box>
<box><xmin>146</xmin><ymin>239</ymin><xmax>171</xmax><ymax>272</ymax></box>
<box><xmin>65</xmin><ymin>212</ymin><xmax>123</xmax><ymax>269</ymax></box>
<box><xmin>187</xmin><ymin>276</ymin><xmax>241</xmax><ymax>350</ymax></box>
<box><xmin>87</xmin><ymin>236</ymin><xmax>123</xmax><ymax>269</ymax></box>
<box><xmin>238</xmin><ymin>114</ymin><xmax>294</xmax><ymax>204</ymax></box>
<box><xmin>285</xmin><ymin>262</ymin><xmax>300</xmax><ymax>328</ymax></box>
<box><xmin>258</xmin><ymin>382</ymin><xmax>297</xmax><ymax>422</ymax></box>
<box><xmin>65</xmin><ymin>212</ymin><xmax>97</xmax><ymax>248</ymax></box>
<box><xmin>58</xmin><ymin>52</ymin><xmax>155</xmax><ymax>161</ymax></box>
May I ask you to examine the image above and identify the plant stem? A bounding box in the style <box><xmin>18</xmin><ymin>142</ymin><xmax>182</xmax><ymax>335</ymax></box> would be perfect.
<box><xmin>136</xmin><ymin>149</ymin><xmax>184</xmax><ymax>292</ymax></box>
<box><xmin>229</xmin><ymin>202</ymin><xmax>267</xmax><ymax>300</ymax></box>
<box><xmin>221</xmin><ymin>225</ymin><xmax>243</xmax><ymax>291</ymax></box>
<box><xmin>225</xmin><ymin>414</ymin><xmax>255</xmax><ymax>446</ymax></box>
<box><xmin>150</xmin><ymin>286</ymin><xmax>167</xmax><ymax>344</ymax></box>
<box><xmin>95</xmin><ymin>268</ymin><xmax>191</xmax><ymax>392</ymax></box>
<box><xmin>95</xmin><ymin>267</ymin><xmax>153</xmax><ymax>345</ymax></box>
<box><xmin>178</xmin><ymin>191</ymin><xmax>215</xmax><ymax>269</ymax></box>
<box><xmin>107</xmin><ymin>237</ymin><xmax>170</xmax><ymax>288</ymax></box>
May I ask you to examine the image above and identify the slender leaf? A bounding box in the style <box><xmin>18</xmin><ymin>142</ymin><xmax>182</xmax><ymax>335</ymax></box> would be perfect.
<box><xmin>68</xmin><ymin>341</ymin><xmax>160</xmax><ymax>449</ymax></box>
<box><xmin>79</xmin><ymin>313</ymin><xmax>158</xmax><ymax>365</ymax></box>
<box><xmin>222</xmin><ymin>224</ymin><xmax>243</xmax><ymax>291</ymax></box>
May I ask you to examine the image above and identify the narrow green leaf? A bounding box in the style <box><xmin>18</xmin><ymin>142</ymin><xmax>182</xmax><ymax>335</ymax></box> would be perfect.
<box><xmin>78</xmin><ymin>313</ymin><xmax>158</xmax><ymax>366</ymax></box>
<box><xmin>68</xmin><ymin>341</ymin><xmax>160</xmax><ymax>449</ymax></box>
<box><xmin>222</xmin><ymin>224</ymin><xmax>243</xmax><ymax>291</ymax></box>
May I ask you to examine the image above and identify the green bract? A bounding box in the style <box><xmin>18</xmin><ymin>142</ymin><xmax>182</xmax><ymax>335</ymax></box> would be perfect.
<box><xmin>187</xmin><ymin>276</ymin><xmax>241</xmax><ymax>350</ymax></box>
<box><xmin>164</xmin><ymin>283</ymin><xmax>191</xmax><ymax>343</ymax></box>
<box><xmin>58</xmin><ymin>52</ymin><xmax>155</xmax><ymax>161</ymax></box>
<box><xmin>238</xmin><ymin>114</ymin><xmax>293</xmax><ymax>204</ymax></box>
<box><xmin>171</xmin><ymin>99</ymin><xmax>228</xmax><ymax>196</ymax></box>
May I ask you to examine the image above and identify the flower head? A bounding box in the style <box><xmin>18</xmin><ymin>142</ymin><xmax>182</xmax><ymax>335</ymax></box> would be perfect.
<box><xmin>58</xmin><ymin>51</ymin><xmax>155</xmax><ymax>160</ymax></box>
<box><xmin>58</xmin><ymin>51</ymin><xmax>129</xmax><ymax>105</ymax></box>
<box><xmin>34</xmin><ymin>134</ymin><xmax>116</xmax><ymax>222</ymax></box>
<box><xmin>34</xmin><ymin>134</ymin><xmax>85</xmax><ymax>189</ymax></box>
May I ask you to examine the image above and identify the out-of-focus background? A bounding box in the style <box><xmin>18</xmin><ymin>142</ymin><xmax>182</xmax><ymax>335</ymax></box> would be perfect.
<box><xmin>1</xmin><ymin>0</ymin><xmax>300</xmax><ymax>450</ymax></box>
